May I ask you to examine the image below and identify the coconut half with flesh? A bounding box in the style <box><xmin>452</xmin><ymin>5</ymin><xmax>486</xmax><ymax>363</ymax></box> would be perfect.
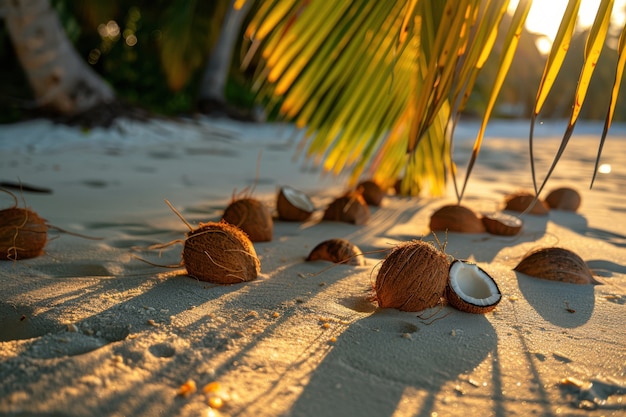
<box><xmin>276</xmin><ymin>186</ymin><xmax>315</xmax><ymax>221</ymax></box>
<box><xmin>446</xmin><ymin>260</ymin><xmax>501</xmax><ymax>314</ymax></box>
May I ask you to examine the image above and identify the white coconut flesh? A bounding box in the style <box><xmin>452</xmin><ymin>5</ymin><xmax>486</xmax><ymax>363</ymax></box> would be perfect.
<box><xmin>449</xmin><ymin>260</ymin><xmax>501</xmax><ymax>306</ymax></box>
<box><xmin>283</xmin><ymin>187</ymin><xmax>315</xmax><ymax>212</ymax></box>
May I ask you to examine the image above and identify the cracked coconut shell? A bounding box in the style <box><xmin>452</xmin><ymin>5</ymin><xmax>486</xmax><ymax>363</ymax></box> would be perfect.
<box><xmin>375</xmin><ymin>240</ymin><xmax>450</xmax><ymax>312</ymax></box>
<box><xmin>276</xmin><ymin>186</ymin><xmax>315</xmax><ymax>222</ymax></box>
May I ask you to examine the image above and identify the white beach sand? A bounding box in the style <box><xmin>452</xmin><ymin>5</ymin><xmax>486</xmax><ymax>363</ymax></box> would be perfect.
<box><xmin>0</xmin><ymin>116</ymin><xmax>625</xmax><ymax>417</ymax></box>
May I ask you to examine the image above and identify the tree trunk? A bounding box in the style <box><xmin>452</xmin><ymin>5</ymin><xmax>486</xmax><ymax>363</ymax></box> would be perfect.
<box><xmin>197</xmin><ymin>0</ymin><xmax>254</xmax><ymax>118</ymax></box>
<box><xmin>3</xmin><ymin>0</ymin><xmax>115</xmax><ymax>115</ymax></box>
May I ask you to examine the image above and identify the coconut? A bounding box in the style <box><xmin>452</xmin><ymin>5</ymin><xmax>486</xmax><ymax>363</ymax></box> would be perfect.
<box><xmin>504</xmin><ymin>192</ymin><xmax>549</xmax><ymax>215</ymax></box>
<box><xmin>183</xmin><ymin>220</ymin><xmax>260</xmax><ymax>284</ymax></box>
<box><xmin>357</xmin><ymin>180</ymin><xmax>384</xmax><ymax>206</ymax></box>
<box><xmin>306</xmin><ymin>238</ymin><xmax>365</xmax><ymax>266</ymax></box>
<box><xmin>276</xmin><ymin>186</ymin><xmax>315</xmax><ymax>222</ymax></box>
<box><xmin>545</xmin><ymin>187</ymin><xmax>581</xmax><ymax>211</ymax></box>
<box><xmin>429</xmin><ymin>204</ymin><xmax>486</xmax><ymax>233</ymax></box>
<box><xmin>514</xmin><ymin>247</ymin><xmax>596</xmax><ymax>284</ymax></box>
<box><xmin>323</xmin><ymin>191</ymin><xmax>370</xmax><ymax>225</ymax></box>
<box><xmin>0</xmin><ymin>207</ymin><xmax>48</xmax><ymax>260</ymax></box>
<box><xmin>481</xmin><ymin>212</ymin><xmax>523</xmax><ymax>236</ymax></box>
<box><xmin>375</xmin><ymin>240</ymin><xmax>450</xmax><ymax>312</ymax></box>
<box><xmin>446</xmin><ymin>260</ymin><xmax>501</xmax><ymax>314</ymax></box>
<box><xmin>222</xmin><ymin>197</ymin><xmax>273</xmax><ymax>242</ymax></box>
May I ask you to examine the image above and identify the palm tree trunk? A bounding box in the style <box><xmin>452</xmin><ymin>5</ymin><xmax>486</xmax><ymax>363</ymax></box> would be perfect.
<box><xmin>197</xmin><ymin>0</ymin><xmax>252</xmax><ymax>118</ymax></box>
<box><xmin>3</xmin><ymin>0</ymin><xmax>114</xmax><ymax>115</ymax></box>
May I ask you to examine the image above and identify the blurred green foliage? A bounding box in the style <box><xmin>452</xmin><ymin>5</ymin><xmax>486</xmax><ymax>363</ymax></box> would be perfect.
<box><xmin>0</xmin><ymin>1</ymin><xmax>624</xmax><ymax>124</ymax></box>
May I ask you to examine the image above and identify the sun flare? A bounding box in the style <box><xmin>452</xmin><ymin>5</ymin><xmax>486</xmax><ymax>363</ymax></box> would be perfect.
<box><xmin>509</xmin><ymin>0</ymin><xmax>626</xmax><ymax>54</ymax></box>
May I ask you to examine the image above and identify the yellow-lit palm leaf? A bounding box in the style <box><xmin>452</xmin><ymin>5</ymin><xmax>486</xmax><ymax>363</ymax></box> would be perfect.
<box><xmin>591</xmin><ymin>22</ymin><xmax>626</xmax><ymax>188</ymax></box>
<box><xmin>456</xmin><ymin>0</ymin><xmax>531</xmax><ymax>202</ymax></box>
<box><xmin>532</xmin><ymin>0</ymin><xmax>614</xmax><ymax>197</ymax></box>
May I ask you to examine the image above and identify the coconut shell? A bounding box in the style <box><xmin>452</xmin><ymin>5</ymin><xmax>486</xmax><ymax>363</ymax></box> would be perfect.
<box><xmin>514</xmin><ymin>247</ymin><xmax>595</xmax><ymax>284</ymax></box>
<box><xmin>446</xmin><ymin>260</ymin><xmax>501</xmax><ymax>314</ymax></box>
<box><xmin>306</xmin><ymin>238</ymin><xmax>365</xmax><ymax>266</ymax></box>
<box><xmin>481</xmin><ymin>212</ymin><xmax>523</xmax><ymax>236</ymax></box>
<box><xmin>0</xmin><ymin>207</ymin><xmax>48</xmax><ymax>260</ymax></box>
<box><xmin>276</xmin><ymin>186</ymin><xmax>314</xmax><ymax>222</ymax></box>
<box><xmin>375</xmin><ymin>240</ymin><xmax>450</xmax><ymax>312</ymax></box>
<box><xmin>429</xmin><ymin>204</ymin><xmax>486</xmax><ymax>233</ymax></box>
<box><xmin>222</xmin><ymin>198</ymin><xmax>273</xmax><ymax>242</ymax></box>
<box><xmin>183</xmin><ymin>221</ymin><xmax>260</xmax><ymax>284</ymax></box>
<box><xmin>504</xmin><ymin>192</ymin><xmax>549</xmax><ymax>215</ymax></box>
<box><xmin>357</xmin><ymin>180</ymin><xmax>384</xmax><ymax>207</ymax></box>
<box><xmin>545</xmin><ymin>187</ymin><xmax>581</xmax><ymax>211</ymax></box>
<box><xmin>323</xmin><ymin>191</ymin><xmax>370</xmax><ymax>225</ymax></box>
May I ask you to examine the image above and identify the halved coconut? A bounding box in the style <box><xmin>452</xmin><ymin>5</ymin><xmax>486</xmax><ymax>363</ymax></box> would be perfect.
<box><xmin>481</xmin><ymin>212</ymin><xmax>523</xmax><ymax>236</ymax></box>
<box><xmin>446</xmin><ymin>260</ymin><xmax>501</xmax><ymax>314</ymax></box>
<box><xmin>276</xmin><ymin>186</ymin><xmax>315</xmax><ymax>221</ymax></box>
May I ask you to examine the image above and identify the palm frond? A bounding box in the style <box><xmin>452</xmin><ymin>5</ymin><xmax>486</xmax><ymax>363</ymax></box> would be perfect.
<box><xmin>239</xmin><ymin>0</ymin><xmax>624</xmax><ymax>198</ymax></box>
<box><xmin>456</xmin><ymin>0</ymin><xmax>532</xmax><ymax>202</ymax></box>
<box><xmin>532</xmin><ymin>0</ymin><xmax>614</xmax><ymax>197</ymax></box>
<box><xmin>592</xmin><ymin>16</ymin><xmax>626</xmax><ymax>188</ymax></box>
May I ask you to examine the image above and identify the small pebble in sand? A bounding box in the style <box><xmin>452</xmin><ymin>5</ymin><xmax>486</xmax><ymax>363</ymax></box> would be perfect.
<box><xmin>177</xmin><ymin>379</ymin><xmax>197</xmax><ymax>397</ymax></box>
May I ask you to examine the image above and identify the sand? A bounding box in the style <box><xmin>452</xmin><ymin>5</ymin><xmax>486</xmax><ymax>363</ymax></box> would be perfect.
<box><xmin>0</xmin><ymin>116</ymin><xmax>625</xmax><ymax>417</ymax></box>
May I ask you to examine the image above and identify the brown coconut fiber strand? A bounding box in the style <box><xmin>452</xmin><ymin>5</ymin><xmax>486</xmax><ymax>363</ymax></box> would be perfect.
<box><xmin>183</xmin><ymin>221</ymin><xmax>260</xmax><ymax>284</ymax></box>
<box><xmin>375</xmin><ymin>241</ymin><xmax>450</xmax><ymax>312</ymax></box>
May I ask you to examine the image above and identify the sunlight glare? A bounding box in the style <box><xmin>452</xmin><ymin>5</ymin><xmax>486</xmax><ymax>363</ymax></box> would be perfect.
<box><xmin>508</xmin><ymin>0</ymin><xmax>626</xmax><ymax>52</ymax></box>
<box><xmin>598</xmin><ymin>163</ymin><xmax>612</xmax><ymax>174</ymax></box>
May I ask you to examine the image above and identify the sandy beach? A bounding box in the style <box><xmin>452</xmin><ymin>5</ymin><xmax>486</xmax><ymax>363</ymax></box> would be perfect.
<box><xmin>1</xmin><ymin>116</ymin><xmax>625</xmax><ymax>417</ymax></box>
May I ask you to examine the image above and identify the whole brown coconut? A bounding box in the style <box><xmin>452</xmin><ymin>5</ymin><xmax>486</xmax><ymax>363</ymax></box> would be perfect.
<box><xmin>375</xmin><ymin>240</ymin><xmax>450</xmax><ymax>312</ymax></box>
<box><xmin>514</xmin><ymin>247</ymin><xmax>596</xmax><ymax>285</ymax></box>
<box><xmin>357</xmin><ymin>180</ymin><xmax>384</xmax><ymax>206</ymax></box>
<box><xmin>545</xmin><ymin>187</ymin><xmax>581</xmax><ymax>211</ymax></box>
<box><xmin>276</xmin><ymin>186</ymin><xmax>315</xmax><ymax>222</ymax></box>
<box><xmin>504</xmin><ymin>192</ymin><xmax>549</xmax><ymax>215</ymax></box>
<box><xmin>430</xmin><ymin>205</ymin><xmax>486</xmax><ymax>233</ymax></box>
<box><xmin>0</xmin><ymin>207</ymin><xmax>48</xmax><ymax>260</ymax></box>
<box><xmin>323</xmin><ymin>191</ymin><xmax>370</xmax><ymax>225</ymax></box>
<box><xmin>481</xmin><ymin>212</ymin><xmax>523</xmax><ymax>236</ymax></box>
<box><xmin>306</xmin><ymin>238</ymin><xmax>365</xmax><ymax>266</ymax></box>
<box><xmin>183</xmin><ymin>221</ymin><xmax>260</xmax><ymax>284</ymax></box>
<box><xmin>222</xmin><ymin>198</ymin><xmax>273</xmax><ymax>242</ymax></box>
